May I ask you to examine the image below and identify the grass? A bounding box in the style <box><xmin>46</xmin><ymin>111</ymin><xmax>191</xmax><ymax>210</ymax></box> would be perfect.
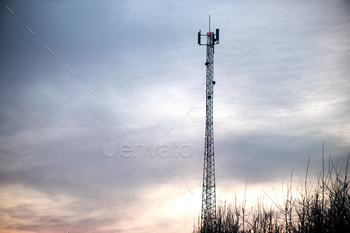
<box><xmin>193</xmin><ymin>143</ymin><xmax>350</xmax><ymax>233</ymax></box>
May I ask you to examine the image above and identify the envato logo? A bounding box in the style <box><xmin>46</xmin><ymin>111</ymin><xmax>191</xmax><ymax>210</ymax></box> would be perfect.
<box><xmin>103</xmin><ymin>141</ymin><xmax>193</xmax><ymax>158</ymax></box>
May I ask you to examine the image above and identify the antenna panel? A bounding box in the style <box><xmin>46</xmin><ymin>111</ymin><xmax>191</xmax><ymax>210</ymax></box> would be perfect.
<box><xmin>216</xmin><ymin>29</ymin><xmax>219</xmax><ymax>42</ymax></box>
<box><xmin>198</xmin><ymin>30</ymin><xmax>201</xmax><ymax>45</ymax></box>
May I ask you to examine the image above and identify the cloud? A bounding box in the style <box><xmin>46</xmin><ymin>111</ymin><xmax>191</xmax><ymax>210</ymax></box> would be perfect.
<box><xmin>0</xmin><ymin>0</ymin><xmax>349</xmax><ymax>232</ymax></box>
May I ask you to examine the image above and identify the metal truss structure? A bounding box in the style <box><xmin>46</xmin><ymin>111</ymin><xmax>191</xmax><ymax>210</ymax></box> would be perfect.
<box><xmin>198</xmin><ymin>17</ymin><xmax>219</xmax><ymax>233</ymax></box>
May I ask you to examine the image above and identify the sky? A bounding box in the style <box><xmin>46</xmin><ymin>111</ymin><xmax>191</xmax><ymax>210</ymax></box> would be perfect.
<box><xmin>0</xmin><ymin>0</ymin><xmax>350</xmax><ymax>232</ymax></box>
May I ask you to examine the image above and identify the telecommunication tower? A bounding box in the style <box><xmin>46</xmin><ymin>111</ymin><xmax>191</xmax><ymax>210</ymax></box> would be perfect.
<box><xmin>198</xmin><ymin>16</ymin><xmax>219</xmax><ymax>233</ymax></box>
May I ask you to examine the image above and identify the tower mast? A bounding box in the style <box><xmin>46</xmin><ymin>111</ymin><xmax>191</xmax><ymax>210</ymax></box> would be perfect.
<box><xmin>198</xmin><ymin>16</ymin><xmax>219</xmax><ymax>233</ymax></box>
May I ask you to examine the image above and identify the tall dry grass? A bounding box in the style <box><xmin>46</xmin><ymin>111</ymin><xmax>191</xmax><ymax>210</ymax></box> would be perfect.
<box><xmin>193</xmin><ymin>144</ymin><xmax>350</xmax><ymax>233</ymax></box>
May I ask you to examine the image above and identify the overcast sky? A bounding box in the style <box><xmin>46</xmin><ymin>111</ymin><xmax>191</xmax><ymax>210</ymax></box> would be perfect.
<box><xmin>1</xmin><ymin>0</ymin><xmax>350</xmax><ymax>232</ymax></box>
